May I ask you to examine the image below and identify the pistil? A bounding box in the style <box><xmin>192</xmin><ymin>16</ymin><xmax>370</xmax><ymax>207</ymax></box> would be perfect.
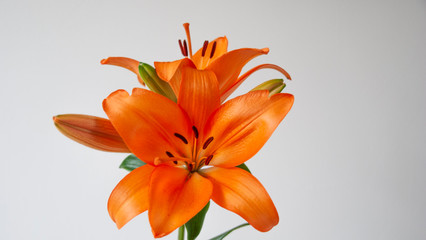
<box><xmin>183</xmin><ymin>23</ymin><xmax>193</xmax><ymax>58</ymax></box>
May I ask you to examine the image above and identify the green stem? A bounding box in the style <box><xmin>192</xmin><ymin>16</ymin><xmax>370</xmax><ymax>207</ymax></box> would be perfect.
<box><xmin>178</xmin><ymin>225</ymin><xmax>185</xmax><ymax>240</ymax></box>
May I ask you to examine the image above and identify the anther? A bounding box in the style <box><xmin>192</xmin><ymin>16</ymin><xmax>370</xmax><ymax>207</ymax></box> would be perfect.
<box><xmin>205</xmin><ymin>155</ymin><xmax>213</xmax><ymax>165</ymax></box>
<box><xmin>192</xmin><ymin>126</ymin><xmax>199</xmax><ymax>139</ymax></box>
<box><xmin>173</xmin><ymin>161</ymin><xmax>178</xmax><ymax>165</ymax></box>
<box><xmin>178</xmin><ymin>40</ymin><xmax>185</xmax><ymax>56</ymax></box>
<box><xmin>201</xmin><ymin>40</ymin><xmax>209</xmax><ymax>57</ymax></box>
<box><xmin>203</xmin><ymin>136</ymin><xmax>214</xmax><ymax>149</ymax></box>
<box><xmin>183</xmin><ymin>40</ymin><xmax>188</xmax><ymax>57</ymax></box>
<box><xmin>174</xmin><ymin>133</ymin><xmax>188</xmax><ymax>144</ymax></box>
<box><xmin>166</xmin><ymin>151</ymin><xmax>174</xmax><ymax>158</ymax></box>
<box><xmin>210</xmin><ymin>41</ymin><xmax>217</xmax><ymax>58</ymax></box>
<box><xmin>188</xmin><ymin>163</ymin><xmax>193</xmax><ymax>172</ymax></box>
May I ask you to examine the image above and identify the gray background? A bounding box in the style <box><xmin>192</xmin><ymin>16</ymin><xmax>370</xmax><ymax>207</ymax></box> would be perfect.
<box><xmin>1</xmin><ymin>0</ymin><xmax>425</xmax><ymax>239</ymax></box>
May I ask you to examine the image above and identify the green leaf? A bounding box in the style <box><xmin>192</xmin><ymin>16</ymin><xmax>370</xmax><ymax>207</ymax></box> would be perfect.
<box><xmin>236</xmin><ymin>163</ymin><xmax>251</xmax><ymax>173</ymax></box>
<box><xmin>208</xmin><ymin>223</ymin><xmax>250</xmax><ymax>240</ymax></box>
<box><xmin>119</xmin><ymin>154</ymin><xmax>145</xmax><ymax>171</ymax></box>
<box><xmin>185</xmin><ymin>201</ymin><xmax>210</xmax><ymax>240</ymax></box>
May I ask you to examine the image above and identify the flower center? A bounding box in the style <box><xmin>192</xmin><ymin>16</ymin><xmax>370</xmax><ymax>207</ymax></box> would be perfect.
<box><xmin>159</xmin><ymin>125</ymin><xmax>214</xmax><ymax>172</ymax></box>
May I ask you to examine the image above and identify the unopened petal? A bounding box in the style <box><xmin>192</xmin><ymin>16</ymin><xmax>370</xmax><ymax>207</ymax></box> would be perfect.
<box><xmin>201</xmin><ymin>167</ymin><xmax>279</xmax><ymax>232</ymax></box>
<box><xmin>138</xmin><ymin>63</ymin><xmax>177</xmax><ymax>102</ymax></box>
<box><xmin>250</xmin><ymin>79</ymin><xmax>286</xmax><ymax>96</ymax></box>
<box><xmin>53</xmin><ymin>114</ymin><xmax>129</xmax><ymax>152</ymax></box>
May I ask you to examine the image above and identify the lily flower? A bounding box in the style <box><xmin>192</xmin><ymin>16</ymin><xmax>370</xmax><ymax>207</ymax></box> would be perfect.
<box><xmin>101</xmin><ymin>23</ymin><xmax>291</xmax><ymax>102</ymax></box>
<box><xmin>103</xmin><ymin>67</ymin><xmax>294</xmax><ymax>237</ymax></box>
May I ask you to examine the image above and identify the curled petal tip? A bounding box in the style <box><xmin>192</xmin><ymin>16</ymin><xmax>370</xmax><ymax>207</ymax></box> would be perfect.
<box><xmin>261</xmin><ymin>48</ymin><xmax>270</xmax><ymax>54</ymax></box>
<box><xmin>100</xmin><ymin>58</ymin><xmax>108</xmax><ymax>64</ymax></box>
<box><xmin>116</xmin><ymin>223</ymin><xmax>123</xmax><ymax>230</ymax></box>
<box><xmin>153</xmin><ymin>232</ymin><xmax>166</xmax><ymax>238</ymax></box>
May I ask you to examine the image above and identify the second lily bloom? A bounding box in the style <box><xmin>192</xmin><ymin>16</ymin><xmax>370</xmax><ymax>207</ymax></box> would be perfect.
<box><xmin>101</xmin><ymin>23</ymin><xmax>291</xmax><ymax>103</ymax></box>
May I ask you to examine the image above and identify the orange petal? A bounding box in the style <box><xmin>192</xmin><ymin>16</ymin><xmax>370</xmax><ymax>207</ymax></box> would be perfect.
<box><xmin>202</xmin><ymin>90</ymin><xmax>294</xmax><ymax>168</ymax></box>
<box><xmin>148</xmin><ymin>166</ymin><xmax>212</xmax><ymax>238</ymax></box>
<box><xmin>221</xmin><ymin>63</ymin><xmax>292</xmax><ymax>102</ymax></box>
<box><xmin>103</xmin><ymin>88</ymin><xmax>192</xmax><ymax>165</ymax></box>
<box><xmin>53</xmin><ymin>114</ymin><xmax>129</xmax><ymax>152</ymax></box>
<box><xmin>178</xmin><ymin>68</ymin><xmax>220</xmax><ymax>133</ymax></box>
<box><xmin>108</xmin><ymin>164</ymin><xmax>155</xmax><ymax>229</ymax></box>
<box><xmin>192</xmin><ymin>36</ymin><xmax>228</xmax><ymax>69</ymax></box>
<box><xmin>100</xmin><ymin>57</ymin><xmax>145</xmax><ymax>86</ymax></box>
<box><xmin>154</xmin><ymin>58</ymin><xmax>196</xmax><ymax>97</ymax></box>
<box><xmin>201</xmin><ymin>167</ymin><xmax>279</xmax><ymax>232</ymax></box>
<box><xmin>205</xmin><ymin>48</ymin><xmax>269</xmax><ymax>96</ymax></box>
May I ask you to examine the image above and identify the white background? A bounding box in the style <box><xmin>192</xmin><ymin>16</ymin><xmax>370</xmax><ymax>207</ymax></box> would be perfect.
<box><xmin>1</xmin><ymin>0</ymin><xmax>425</xmax><ymax>239</ymax></box>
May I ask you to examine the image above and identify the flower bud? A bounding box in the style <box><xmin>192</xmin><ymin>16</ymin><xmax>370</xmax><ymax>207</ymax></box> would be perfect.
<box><xmin>139</xmin><ymin>63</ymin><xmax>177</xmax><ymax>102</ymax></box>
<box><xmin>53</xmin><ymin>114</ymin><xmax>130</xmax><ymax>152</ymax></box>
<box><xmin>251</xmin><ymin>79</ymin><xmax>286</xmax><ymax>96</ymax></box>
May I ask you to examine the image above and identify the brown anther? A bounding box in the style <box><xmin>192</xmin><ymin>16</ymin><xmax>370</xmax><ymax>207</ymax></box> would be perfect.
<box><xmin>173</xmin><ymin>160</ymin><xmax>178</xmax><ymax>165</ymax></box>
<box><xmin>183</xmin><ymin>40</ymin><xmax>188</xmax><ymax>57</ymax></box>
<box><xmin>210</xmin><ymin>41</ymin><xmax>217</xmax><ymax>58</ymax></box>
<box><xmin>203</xmin><ymin>136</ymin><xmax>214</xmax><ymax>149</ymax></box>
<box><xmin>174</xmin><ymin>133</ymin><xmax>188</xmax><ymax>144</ymax></box>
<box><xmin>178</xmin><ymin>40</ymin><xmax>185</xmax><ymax>56</ymax></box>
<box><xmin>205</xmin><ymin>155</ymin><xmax>213</xmax><ymax>165</ymax></box>
<box><xmin>201</xmin><ymin>40</ymin><xmax>209</xmax><ymax>57</ymax></box>
<box><xmin>166</xmin><ymin>151</ymin><xmax>174</xmax><ymax>158</ymax></box>
<box><xmin>188</xmin><ymin>163</ymin><xmax>193</xmax><ymax>172</ymax></box>
<box><xmin>192</xmin><ymin>126</ymin><xmax>199</xmax><ymax>139</ymax></box>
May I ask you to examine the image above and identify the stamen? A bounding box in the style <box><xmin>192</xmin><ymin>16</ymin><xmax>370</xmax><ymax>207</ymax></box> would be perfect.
<box><xmin>183</xmin><ymin>40</ymin><xmax>188</xmax><ymax>57</ymax></box>
<box><xmin>183</xmin><ymin>23</ymin><xmax>193</xmax><ymax>58</ymax></box>
<box><xmin>174</xmin><ymin>133</ymin><xmax>188</xmax><ymax>144</ymax></box>
<box><xmin>205</xmin><ymin>155</ymin><xmax>213</xmax><ymax>165</ymax></box>
<box><xmin>201</xmin><ymin>40</ymin><xmax>209</xmax><ymax>57</ymax></box>
<box><xmin>203</xmin><ymin>136</ymin><xmax>214</xmax><ymax>149</ymax></box>
<box><xmin>166</xmin><ymin>151</ymin><xmax>174</xmax><ymax>158</ymax></box>
<box><xmin>210</xmin><ymin>41</ymin><xmax>217</xmax><ymax>58</ymax></box>
<box><xmin>188</xmin><ymin>163</ymin><xmax>194</xmax><ymax>172</ymax></box>
<box><xmin>178</xmin><ymin>40</ymin><xmax>185</xmax><ymax>56</ymax></box>
<box><xmin>173</xmin><ymin>161</ymin><xmax>178</xmax><ymax>165</ymax></box>
<box><xmin>192</xmin><ymin>126</ymin><xmax>199</xmax><ymax>139</ymax></box>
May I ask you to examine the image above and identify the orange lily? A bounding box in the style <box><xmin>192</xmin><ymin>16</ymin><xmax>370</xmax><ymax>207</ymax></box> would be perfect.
<box><xmin>103</xmin><ymin>67</ymin><xmax>294</xmax><ymax>237</ymax></box>
<box><xmin>101</xmin><ymin>23</ymin><xmax>291</xmax><ymax>102</ymax></box>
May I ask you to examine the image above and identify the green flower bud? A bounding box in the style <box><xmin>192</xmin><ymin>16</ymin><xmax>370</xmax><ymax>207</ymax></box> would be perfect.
<box><xmin>139</xmin><ymin>62</ymin><xmax>177</xmax><ymax>102</ymax></box>
<box><xmin>251</xmin><ymin>79</ymin><xmax>286</xmax><ymax>96</ymax></box>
